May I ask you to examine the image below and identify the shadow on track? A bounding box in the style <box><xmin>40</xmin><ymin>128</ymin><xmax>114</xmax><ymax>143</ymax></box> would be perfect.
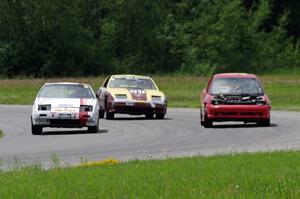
<box><xmin>211</xmin><ymin>123</ymin><xmax>278</xmax><ymax>129</ymax></box>
<box><xmin>41</xmin><ymin>129</ymin><xmax>108</xmax><ymax>135</ymax></box>
<box><xmin>107</xmin><ymin>117</ymin><xmax>172</xmax><ymax>121</ymax></box>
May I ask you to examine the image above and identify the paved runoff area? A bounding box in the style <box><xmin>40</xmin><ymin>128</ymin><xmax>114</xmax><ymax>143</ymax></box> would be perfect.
<box><xmin>0</xmin><ymin>105</ymin><xmax>300</xmax><ymax>168</ymax></box>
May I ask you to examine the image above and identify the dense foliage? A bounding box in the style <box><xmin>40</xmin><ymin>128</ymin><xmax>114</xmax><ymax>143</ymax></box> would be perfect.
<box><xmin>0</xmin><ymin>0</ymin><xmax>299</xmax><ymax>77</ymax></box>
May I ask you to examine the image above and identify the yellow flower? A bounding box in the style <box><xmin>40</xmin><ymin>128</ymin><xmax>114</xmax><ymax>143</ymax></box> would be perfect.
<box><xmin>78</xmin><ymin>158</ymin><xmax>119</xmax><ymax>167</ymax></box>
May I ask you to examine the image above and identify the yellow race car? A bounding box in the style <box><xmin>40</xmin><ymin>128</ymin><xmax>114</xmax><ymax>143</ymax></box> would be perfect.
<box><xmin>96</xmin><ymin>75</ymin><xmax>167</xmax><ymax>119</ymax></box>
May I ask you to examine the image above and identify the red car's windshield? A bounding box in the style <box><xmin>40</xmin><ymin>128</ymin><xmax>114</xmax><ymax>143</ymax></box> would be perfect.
<box><xmin>209</xmin><ymin>78</ymin><xmax>264</xmax><ymax>95</ymax></box>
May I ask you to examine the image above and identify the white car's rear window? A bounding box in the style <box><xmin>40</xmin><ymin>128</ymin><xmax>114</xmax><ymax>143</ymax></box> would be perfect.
<box><xmin>39</xmin><ymin>84</ymin><xmax>95</xmax><ymax>99</ymax></box>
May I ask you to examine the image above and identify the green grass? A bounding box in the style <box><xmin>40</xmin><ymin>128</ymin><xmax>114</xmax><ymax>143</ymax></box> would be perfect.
<box><xmin>0</xmin><ymin>151</ymin><xmax>299</xmax><ymax>198</ymax></box>
<box><xmin>0</xmin><ymin>129</ymin><xmax>3</xmax><ymax>138</ymax></box>
<box><xmin>0</xmin><ymin>73</ymin><xmax>299</xmax><ymax>110</ymax></box>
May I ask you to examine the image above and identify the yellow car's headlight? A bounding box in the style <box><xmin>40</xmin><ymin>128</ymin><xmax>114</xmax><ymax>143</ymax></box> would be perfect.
<box><xmin>152</xmin><ymin>96</ymin><xmax>162</xmax><ymax>101</ymax></box>
<box><xmin>115</xmin><ymin>94</ymin><xmax>127</xmax><ymax>99</ymax></box>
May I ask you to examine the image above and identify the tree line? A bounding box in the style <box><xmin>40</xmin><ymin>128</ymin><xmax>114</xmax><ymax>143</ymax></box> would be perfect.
<box><xmin>0</xmin><ymin>0</ymin><xmax>299</xmax><ymax>77</ymax></box>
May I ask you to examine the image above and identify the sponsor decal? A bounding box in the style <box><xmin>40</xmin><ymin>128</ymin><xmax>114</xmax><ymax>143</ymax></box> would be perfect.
<box><xmin>53</xmin><ymin>108</ymin><xmax>76</xmax><ymax>113</ymax></box>
<box><xmin>128</xmin><ymin>89</ymin><xmax>147</xmax><ymax>101</ymax></box>
<box><xmin>58</xmin><ymin>104</ymin><xmax>73</xmax><ymax>107</ymax></box>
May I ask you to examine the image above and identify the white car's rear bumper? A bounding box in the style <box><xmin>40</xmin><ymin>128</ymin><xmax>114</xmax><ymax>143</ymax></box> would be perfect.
<box><xmin>32</xmin><ymin>110</ymin><xmax>98</xmax><ymax>127</ymax></box>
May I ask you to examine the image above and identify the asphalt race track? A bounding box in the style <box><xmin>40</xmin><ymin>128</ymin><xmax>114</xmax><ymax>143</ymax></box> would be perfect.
<box><xmin>0</xmin><ymin>105</ymin><xmax>300</xmax><ymax>168</ymax></box>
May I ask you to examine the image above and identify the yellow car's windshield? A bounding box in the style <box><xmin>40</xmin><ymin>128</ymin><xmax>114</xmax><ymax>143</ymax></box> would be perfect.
<box><xmin>109</xmin><ymin>78</ymin><xmax>156</xmax><ymax>90</ymax></box>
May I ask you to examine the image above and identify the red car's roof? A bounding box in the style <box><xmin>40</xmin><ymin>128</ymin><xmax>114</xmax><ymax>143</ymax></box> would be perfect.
<box><xmin>213</xmin><ymin>73</ymin><xmax>257</xmax><ymax>78</ymax></box>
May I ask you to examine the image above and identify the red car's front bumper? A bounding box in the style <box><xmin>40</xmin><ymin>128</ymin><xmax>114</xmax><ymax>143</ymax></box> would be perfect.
<box><xmin>206</xmin><ymin>104</ymin><xmax>270</xmax><ymax>121</ymax></box>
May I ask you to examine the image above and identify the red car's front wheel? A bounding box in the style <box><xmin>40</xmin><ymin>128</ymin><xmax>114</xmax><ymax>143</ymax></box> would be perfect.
<box><xmin>201</xmin><ymin>107</ymin><xmax>212</xmax><ymax>128</ymax></box>
<box><xmin>257</xmin><ymin>119</ymin><xmax>270</xmax><ymax>127</ymax></box>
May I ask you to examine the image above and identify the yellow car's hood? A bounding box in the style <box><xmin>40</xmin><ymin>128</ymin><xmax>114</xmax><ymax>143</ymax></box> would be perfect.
<box><xmin>107</xmin><ymin>88</ymin><xmax>165</xmax><ymax>101</ymax></box>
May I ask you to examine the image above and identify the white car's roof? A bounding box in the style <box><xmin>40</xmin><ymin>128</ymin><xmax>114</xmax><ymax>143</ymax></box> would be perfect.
<box><xmin>44</xmin><ymin>82</ymin><xmax>90</xmax><ymax>86</ymax></box>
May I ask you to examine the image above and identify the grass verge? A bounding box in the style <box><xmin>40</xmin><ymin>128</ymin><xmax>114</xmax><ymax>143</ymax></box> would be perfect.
<box><xmin>0</xmin><ymin>73</ymin><xmax>299</xmax><ymax>110</ymax></box>
<box><xmin>0</xmin><ymin>151</ymin><xmax>299</xmax><ymax>198</ymax></box>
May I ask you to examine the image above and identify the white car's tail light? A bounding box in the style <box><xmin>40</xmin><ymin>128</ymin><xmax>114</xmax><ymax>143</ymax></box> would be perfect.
<box><xmin>38</xmin><ymin>104</ymin><xmax>51</xmax><ymax>111</ymax></box>
<box><xmin>80</xmin><ymin>105</ymin><xmax>93</xmax><ymax>112</ymax></box>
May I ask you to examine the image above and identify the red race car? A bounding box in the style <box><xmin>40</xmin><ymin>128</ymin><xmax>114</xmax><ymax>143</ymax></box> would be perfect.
<box><xmin>200</xmin><ymin>73</ymin><xmax>271</xmax><ymax>128</ymax></box>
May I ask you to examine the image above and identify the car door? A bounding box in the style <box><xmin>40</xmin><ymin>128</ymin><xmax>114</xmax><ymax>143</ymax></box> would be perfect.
<box><xmin>201</xmin><ymin>77</ymin><xmax>213</xmax><ymax>106</ymax></box>
<box><xmin>97</xmin><ymin>76</ymin><xmax>111</xmax><ymax>111</ymax></box>
<box><xmin>200</xmin><ymin>76</ymin><xmax>213</xmax><ymax>119</ymax></box>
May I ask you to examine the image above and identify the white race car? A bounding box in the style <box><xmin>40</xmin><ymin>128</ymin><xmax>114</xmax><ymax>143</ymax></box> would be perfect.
<box><xmin>31</xmin><ymin>82</ymin><xmax>100</xmax><ymax>135</ymax></box>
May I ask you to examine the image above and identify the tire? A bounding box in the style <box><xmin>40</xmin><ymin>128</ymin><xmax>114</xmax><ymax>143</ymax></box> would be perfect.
<box><xmin>258</xmin><ymin>119</ymin><xmax>270</xmax><ymax>127</ymax></box>
<box><xmin>156</xmin><ymin>113</ymin><xmax>165</xmax><ymax>119</ymax></box>
<box><xmin>31</xmin><ymin>122</ymin><xmax>43</xmax><ymax>135</ymax></box>
<box><xmin>145</xmin><ymin>113</ymin><xmax>154</xmax><ymax>119</ymax></box>
<box><xmin>88</xmin><ymin>116</ymin><xmax>100</xmax><ymax>133</ymax></box>
<box><xmin>106</xmin><ymin>111</ymin><xmax>114</xmax><ymax>120</ymax></box>
<box><xmin>200</xmin><ymin>108</ymin><xmax>204</xmax><ymax>126</ymax></box>
<box><xmin>105</xmin><ymin>99</ymin><xmax>114</xmax><ymax>120</ymax></box>
<box><xmin>99</xmin><ymin>110</ymin><xmax>105</xmax><ymax>119</ymax></box>
<box><xmin>203</xmin><ymin>114</ymin><xmax>213</xmax><ymax>128</ymax></box>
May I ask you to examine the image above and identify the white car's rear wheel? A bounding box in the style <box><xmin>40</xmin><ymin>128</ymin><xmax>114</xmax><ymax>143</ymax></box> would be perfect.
<box><xmin>31</xmin><ymin>119</ymin><xmax>43</xmax><ymax>135</ymax></box>
<box><xmin>88</xmin><ymin>116</ymin><xmax>100</xmax><ymax>133</ymax></box>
